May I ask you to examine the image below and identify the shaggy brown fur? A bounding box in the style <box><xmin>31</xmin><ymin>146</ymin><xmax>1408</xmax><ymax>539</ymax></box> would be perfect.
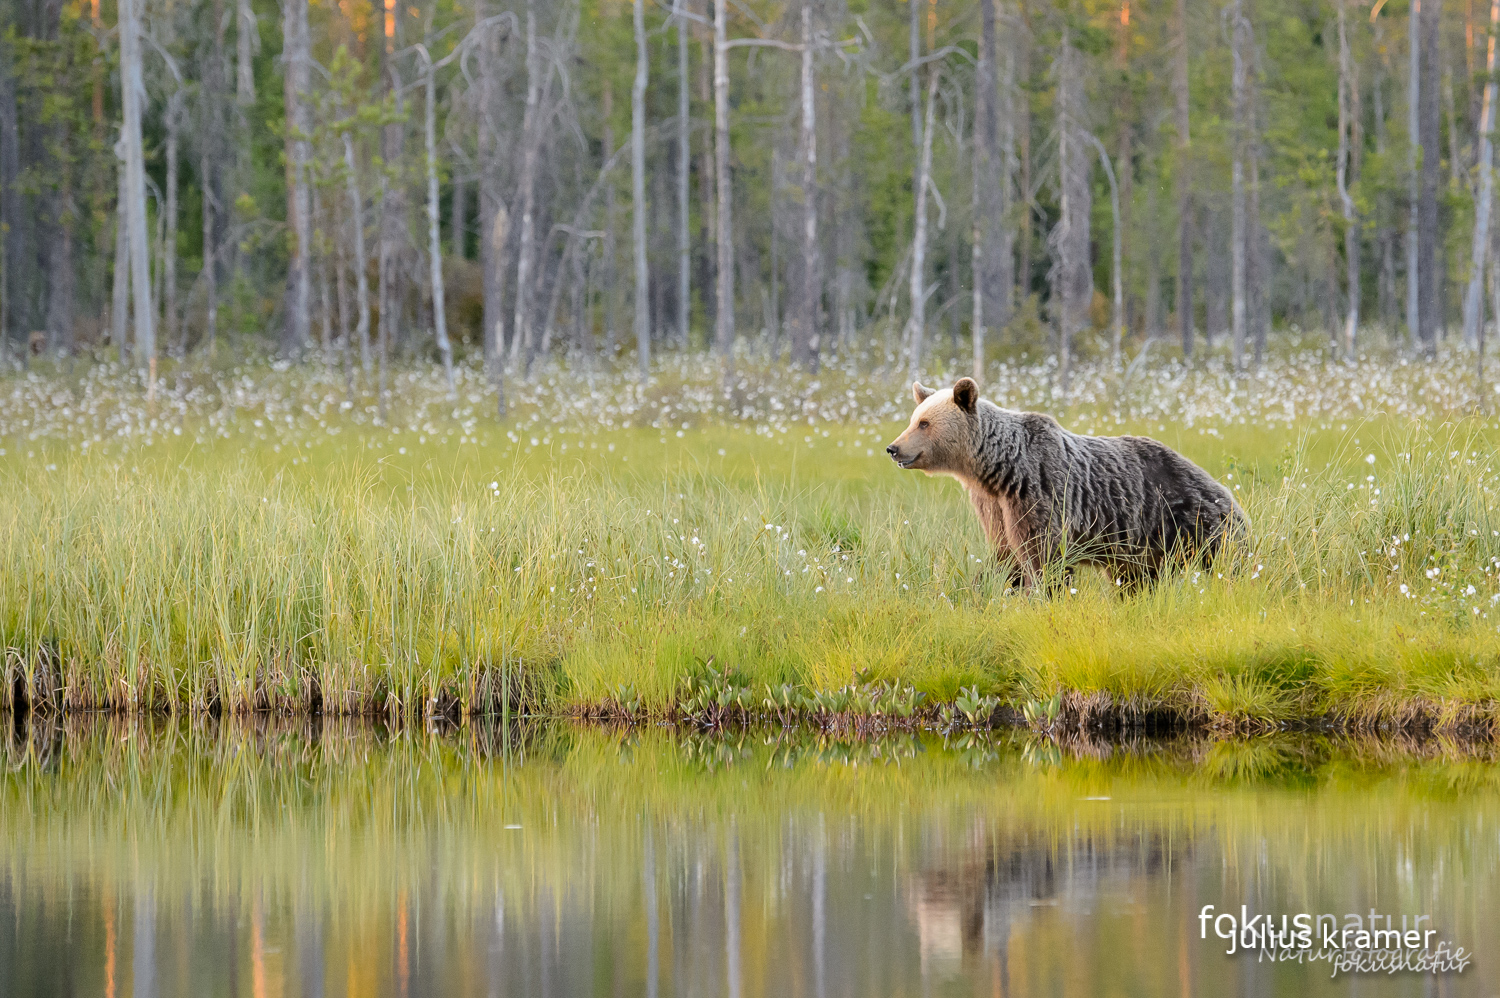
<box><xmin>887</xmin><ymin>378</ymin><xmax>1248</xmax><ymax>589</ymax></box>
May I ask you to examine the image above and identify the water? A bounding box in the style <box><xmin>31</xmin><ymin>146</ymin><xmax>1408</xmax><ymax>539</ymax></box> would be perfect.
<box><xmin>1</xmin><ymin>718</ymin><xmax>1495</xmax><ymax>997</ymax></box>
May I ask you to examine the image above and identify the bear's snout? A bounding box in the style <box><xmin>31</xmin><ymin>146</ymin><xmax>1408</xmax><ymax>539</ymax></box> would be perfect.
<box><xmin>886</xmin><ymin>441</ymin><xmax>921</xmax><ymax>468</ymax></box>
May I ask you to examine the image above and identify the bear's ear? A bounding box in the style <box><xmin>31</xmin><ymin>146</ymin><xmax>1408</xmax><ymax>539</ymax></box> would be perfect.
<box><xmin>952</xmin><ymin>377</ymin><xmax>978</xmax><ymax>413</ymax></box>
<box><xmin>912</xmin><ymin>381</ymin><xmax>936</xmax><ymax>404</ymax></box>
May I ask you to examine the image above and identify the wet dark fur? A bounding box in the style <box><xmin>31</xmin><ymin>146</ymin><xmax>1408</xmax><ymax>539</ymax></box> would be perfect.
<box><xmin>888</xmin><ymin>379</ymin><xmax>1248</xmax><ymax>589</ymax></box>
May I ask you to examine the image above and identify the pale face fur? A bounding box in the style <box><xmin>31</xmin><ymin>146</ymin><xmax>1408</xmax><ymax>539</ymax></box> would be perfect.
<box><xmin>886</xmin><ymin>383</ymin><xmax>975</xmax><ymax>479</ymax></box>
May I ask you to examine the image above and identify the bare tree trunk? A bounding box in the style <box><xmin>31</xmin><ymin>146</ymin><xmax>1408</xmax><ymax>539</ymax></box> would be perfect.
<box><xmin>972</xmin><ymin>154</ymin><xmax>984</xmax><ymax>379</ymax></box>
<box><xmin>1174</xmin><ymin>0</ymin><xmax>1193</xmax><ymax>361</ymax></box>
<box><xmin>713</xmin><ymin>0</ymin><xmax>734</xmax><ymax>358</ymax></box>
<box><xmin>906</xmin><ymin>71</ymin><xmax>938</xmax><ymax>379</ymax></box>
<box><xmin>1335</xmin><ymin>0</ymin><xmax>1360</xmax><ymax>358</ymax></box>
<box><xmin>0</xmin><ymin>22</ymin><xmax>19</xmax><ymax>363</ymax></box>
<box><xmin>281</xmin><ymin>0</ymin><xmax>312</xmax><ymax>358</ymax></box>
<box><xmin>164</xmin><ymin>92</ymin><xmax>182</xmax><ymax>357</ymax></box>
<box><xmin>476</xmin><ymin>0</ymin><xmax>503</xmax><ymax>384</ymax></box>
<box><xmin>1464</xmin><ymin>0</ymin><xmax>1500</xmax><ymax>347</ymax></box>
<box><xmin>1231</xmin><ymin>0</ymin><xmax>1249</xmax><ymax>370</ymax></box>
<box><xmin>342</xmin><ymin>130</ymin><xmax>372</xmax><ymax>374</ymax></box>
<box><xmin>200</xmin><ymin>0</ymin><xmax>225</xmax><ymax>355</ymax></box>
<box><xmin>1052</xmin><ymin>31</ymin><xmax>1090</xmax><ymax>396</ymax></box>
<box><xmin>909</xmin><ymin>0</ymin><xmax>921</xmax><ymax>168</ymax></box>
<box><xmin>236</xmin><ymin>0</ymin><xmax>257</xmax><ymax>105</ymax></box>
<box><xmin>120</xmin><ymin>0</ymin><xmax>155</xmax><ymax>395</ymax></box>
<box><xmin>793</xmin><ymin>1</ymin><xmax>820</xmax><ymax>370</ymax></box>
<box><xmin>632</xmin><ymin>0</ymin><xmax>651</xmax><ymax>377</ymax></box>
<box><xmin>511</xmin><ymin>1</ymin><xmax>541</xmax><ymax>373</ymax></box>
<box><xmin>676</xmin><ymin>0</ymin><xmax>691</xmax><ymax>349</ymax></box>
<box><xmin>1115</xmin><ymin>0</ymin><xmax>1132</xmax><ymax>343</ymax></box>
<box><xmin>422</xmin><ymin>47</ymin><xmax>456</xmax><ymax>394</ymax></box>
<box><xmin>1419</xmin><ymin>0</ymin><xmax>1442</xmax><ymax>356</ymax></box>
<box><xmin>603</xmin><ymin>81</ymin><xmax>618</xmax><ymax>359</ymax></box>
<box><xmin>1408</xmin><ymin>0</ymin><xmax>1423</xmax><ymax>349</ymax></box>
<box><xmin>972</xmin><ymin>0</ymin><xmax>998</xmax><ymax>379</ymax></box>
<box><xmin>696</xmin><ymin>7</ymin><xmax>716</xmax><ymax>336</ymax></box>
<box><xmin>998</xmin><ymin>14</ymin><xmax>1016</xmax><ymax>329</ymax></box>
<box><xmin>112</xmin><ymin>172</ymin><xmax>129</xmax><ymax>358</ymax></box>
<box><xmin>1017</xmin><ymin>32</ymin><xmax>1032</xmax><ymax>308</ymax></box>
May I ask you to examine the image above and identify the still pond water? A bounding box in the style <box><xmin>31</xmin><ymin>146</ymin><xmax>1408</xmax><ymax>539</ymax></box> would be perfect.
<box><xmin>1</xmin><ymin>719</ymin><xmax>1496</xmax><ymax>997</ymax></box>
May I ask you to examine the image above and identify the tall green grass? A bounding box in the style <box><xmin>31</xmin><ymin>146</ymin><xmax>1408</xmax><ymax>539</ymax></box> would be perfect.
<box><xmin>6</xmin><ymin>415</ymin><xmax>1500</xmax><ymax>731</ymax></box>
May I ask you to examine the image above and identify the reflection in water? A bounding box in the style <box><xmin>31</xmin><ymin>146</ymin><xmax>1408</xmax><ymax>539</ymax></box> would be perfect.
<box><xmin>1</xmin><ymin>718</ymin><xmax>1497</xmax><ymax>997</ymax></box>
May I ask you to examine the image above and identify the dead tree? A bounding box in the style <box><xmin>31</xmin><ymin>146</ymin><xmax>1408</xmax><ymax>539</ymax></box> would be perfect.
<box><xmin>282</xmin><ymin>0</ymin><xmax>313</xmax><ymax>357</ymax></box>
<box><xmin>1464</xmin><ymin>0</ymin><xmax>1500</xmax><ymax>348</ymax></box>
<box><xmin>713</xmin><ymin>0</ymin><xmax>734</xmax><ymax>358</ymax></box>
<box><xmin>1417</xmin><ymin>0</ymin><xmax>1441</xmax><ymax>356</ymax></box>
<box><xmin>906</xmin><ymin>70</ymin><xmax>938</xmax><ymax>378</ymax></box>
<box><xmin>632</xmin><ymin>0</ymin><xmax>651</xmax><ymax>376</ymax></box>
<box><xmin>1231</xmin><ymin>0</ymin><xmax>1251</xmax><ymax>369</ymax></box>
<box><xmin>1335</xmin><ymin>0</ymin><xmax>1360</xmax><ymax>358</ymax></box>
<box><xmin>1174</xmin><ymin>0</ymin><xmax>1193</xmax><ymax>360</ymax></box>
<box><xmin>675</xmin><ymin>0</ymin><xmax>691</xmax><ymax>349</ymax></box>
<box><xmin>510</xmin><ymin>0</ymin><xmax>542</xmax><ymax>372</ymax></box>
<box><xmin>1051</xmin><ymin>30</ymin><xmax>1090</xmax><ymax>395</ymax></box>
<box><xmin>794</xmin><ymin>0</ymin><xmax>820</xmax><ymax>370</ymax></box>
<box><xmin>417</xmin><ymin>42</ymin><xmax>456</xmax><ymax>393</ymax></box>
<box><xmin>120</xmin><ymin>0</ymin><xmax>156</xmax><ymax>394</ymax></box>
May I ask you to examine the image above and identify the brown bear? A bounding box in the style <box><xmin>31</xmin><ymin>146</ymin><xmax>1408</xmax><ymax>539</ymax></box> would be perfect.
<box><xmin>886</xmin><ymin>378</ymin><xmax>1247</xmax><ymax>589</ymax></box>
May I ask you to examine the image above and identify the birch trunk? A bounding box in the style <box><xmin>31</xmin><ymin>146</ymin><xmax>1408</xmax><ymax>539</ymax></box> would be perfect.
<box><xmin>422</xmin><ymin>48</ymin><xmax>456</xmax><ymax>394</ymax></box>
<box><xmin>906</xmin><ymin>71</ymin><xmax>938</xmax><ymax>379</ymax></box>
<box><xmin>342</xmin><ymin>130</ymin><xmax>372</xmax><ymax>374</ymax></box>
<box><xmin>511</xmin><ymin>2</ymin><xmax>541</xmax><ymax>373</ymax></box>
<box><xmin>1463</xmin><ymin>0</ymin><xmax>1500</xmax><ymax>347</ymax></box>
<box><xmin>1174</xmin><ymin>0</ymin><xmax>1193</xmax><ymax>361</ymax></box>
<box><xmin>1336</xmin><ymin>0</ymin><xmax>1360</xmax><ymax>358</ymax></box>
<box><xmin>603</xmin><ymin>81</ymin><xmax>618</xmax><ymax>357</ymax></box>
<box><xmin>120</xmin><ymin>0</ymin><xmax>156</xmax><ymax>394</ymax></box>
<box><xmin>696</xmin><ymin>6</ymin><xmax>717</xmax><ymax>336</ymax></box>
<box><xmin>1052</xmin><ymin>32</ymin><xmax>1090</xmax><ymax>396</ymax></box>
<box><xmin>713</xmin><ymin>0</ymin><xmax>734</xmax><ymax>358</ymax></box>
<box><xmin>202</xmin><ymin>143</ymin><xmax>218</xmax><ymax>352</ymax></box>
<box><xmin>794</xmin><ymin>1</ymin><xmax>820</xmax><ymax>370</ymax></box>
<box><xmin>632</xmin><ymin>0</ymin><xmax>651</xmax><ymax>377</ymax></box>
<box><xmin>281</xmin><ymin>0</ymin><xmax>312</xmax><ymax>358</ymax></box>
<box><xmin>972</xmin><ymin>153</ymin><xmax>984</xmax><ymax>379</ymax></box>
<box><xmin>164</xmin><ymin>92</ymin><xmax>182</xmax><ymax>356</ymax></box>
<box><xmin>1418</xmin><ymin>0</ymin><xmax>1441</xmax><ymax>355</ymax></box>
<box><xmin>236</xmin><ymin>0</ymin><xmax>257</xmax><ymax>105</ymax></box>
<box><xmin>112</xmin><ymin>170</ymin><xmax>129</xmax><ymax>357</ymax></box>
<box><xmin>1408</xmin><ymin>0</ymin><xmax>1422</xmax><ymax>348</ymax></box>
<box><xmin>1231</xmin><ymin>0</ymin><xmax>1249</xmax><ymax>370</ymax></box>
<box><xmin>676</xmin><ymin>0</ymin><xmax>691</xmax><ymax>349</ymax></box>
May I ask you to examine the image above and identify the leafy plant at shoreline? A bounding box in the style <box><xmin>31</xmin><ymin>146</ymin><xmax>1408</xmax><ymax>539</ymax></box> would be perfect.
<box><xmin>1021</xmin><ymin>693</ymin><xmax>1064</xmax><ymax>733</ymax></box>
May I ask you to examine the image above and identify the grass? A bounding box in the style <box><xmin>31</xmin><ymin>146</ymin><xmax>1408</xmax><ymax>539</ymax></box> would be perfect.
<box><xmin>8</xmin><ymin>349</ymin><xmax>1500</xmax><ymax>732</ymax></box>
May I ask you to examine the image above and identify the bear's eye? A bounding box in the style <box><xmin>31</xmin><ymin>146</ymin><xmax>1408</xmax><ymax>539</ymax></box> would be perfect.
<box><xmin>918</xmin><ymin>420</ymin><xmax>930</xmax><ymax>430</ymax></box>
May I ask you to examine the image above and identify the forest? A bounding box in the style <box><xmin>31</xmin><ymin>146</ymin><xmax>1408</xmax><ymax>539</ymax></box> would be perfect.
<box><xmin>1</xmin><ymin>0</ymin><xmax>1493</xmax><ymax>393</ymax></box>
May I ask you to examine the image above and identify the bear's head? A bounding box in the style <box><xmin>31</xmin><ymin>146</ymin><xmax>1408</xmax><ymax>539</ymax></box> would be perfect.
<box><xmin>886</xmin><ymin>377</ymin><xmax>979</xmax><ymax>475</ymax></box>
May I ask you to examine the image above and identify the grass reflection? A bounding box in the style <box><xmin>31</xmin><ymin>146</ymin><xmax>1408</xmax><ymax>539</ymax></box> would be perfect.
<box><xmin>2</xmin><ymin>719</ymin><xmax>1497</xmax><ymax>996</ymax></box>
